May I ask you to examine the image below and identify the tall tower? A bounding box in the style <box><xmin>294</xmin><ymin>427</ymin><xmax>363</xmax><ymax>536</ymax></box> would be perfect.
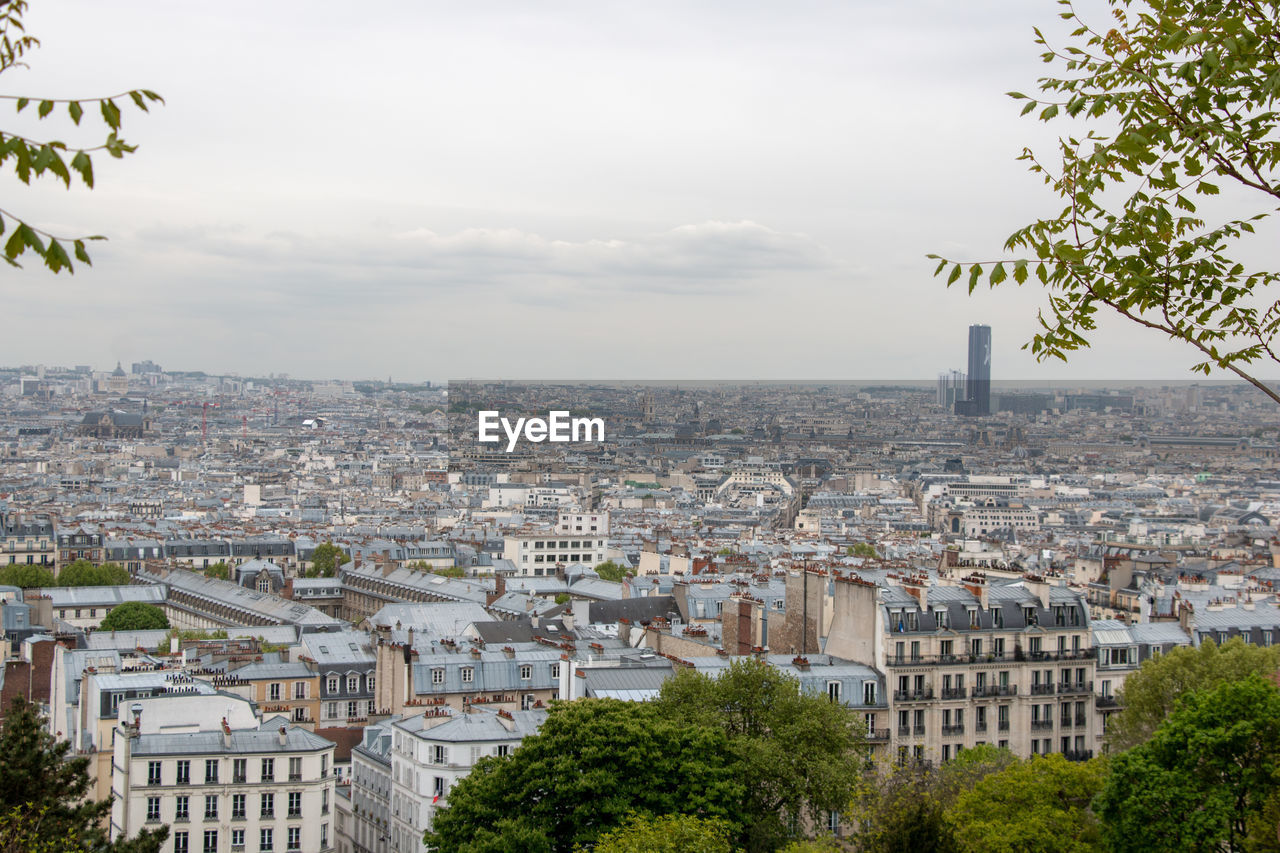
<box><xmin>966</xmin><ymin>324</ymin><xmax>992</xmax><ymax>416</ymax></box>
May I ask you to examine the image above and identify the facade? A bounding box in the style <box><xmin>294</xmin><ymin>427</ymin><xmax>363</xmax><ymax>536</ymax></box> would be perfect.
<box><xmin>110</xmin><ymin>699</ymin><xmax>337</xmax><ymax>853</ymax></box>
<box><xmin>349</xmin><ymin>718</ymin><xmax>396</xmax><ymax>853</ymax></box>
<box><xmin>388</xmin><ymin>708</ymin><xmax>546</xmax><ymax>853</ymax></box>
<box><xmin>1</xmin><ymin>512</ymin><xmax>56</xmax><ymax>568</ymax></box>
<box><xmin>502</xmin><ymin>532</ymin><xmax>608</xmax><ymax>577</ymax></box>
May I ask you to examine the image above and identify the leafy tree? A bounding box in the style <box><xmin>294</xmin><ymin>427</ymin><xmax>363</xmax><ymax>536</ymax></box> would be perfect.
<box><xmin>584</xmin><ymin>813</ymin><xmax>733</xmax><ymax>853</ymax></box>
<box><xmin>929</xmin><ymin>0</ymin><xmax>1280</xmax><ymax>403</ymax></box>
<box><xmin>0</xmin><ymin>563</ymin><xmax>53</xmax><ymax>588</ymax></box>
<box><xmin>554</xmin><ymin>592</ymin><xmax>570</xmax><ymax>605</ymax></box>
<box><xmin>98</xmin><ymin>601</ymin><xmax>169</xmax><ymax>631</ymax></box>
<box><xmin>56</xmin><ymin>560</ymin><xmax>130</xmax><ymax>586</ymax></box>
<box><xmin>203</xmin><ymin>561</ymin><xmax>230</xmax><ymax>580</ymax></box>
<box><xmin>1097</xmin><ymin>675</ymin><xmax>1280</xmax><ymax>852</ymax></box>
<box><xmin>946</xmin><ymin>755</ymin><xmax>1105</xmax><ymax>853</ymax></box>
<box><xmin>850</xmin><ymin>542</ymin><xmax>879</xmax><ymax>559</ymax></box>
<box><xmin>0</xmin><ymin>696</ymin><xmax>167</xmax><ymax>852</ymax></box>
<box><xmin>427</xmin><ymin>699</ymin><xmax>743</xmax><ymax>853</ymax></box>
<box><xmin>0</xmin><ymin>1</ymin><xmax>162</xmax><ymax>272</ymax></box>
<box><xmin>307</xmin><ymin>542</ymin><xmax>350</xmax><ymax>578</ymax></box>
<box><xmin>851</xmin><ymin>760</ymin><xmax>957</xmax><ymax>853</ymax></box>
<box><xmin>593</xmin><ymin>560</ymin><xmax>631</xmax><ymax>582</ymax></box>
<box><xmin>407</xmin><ymin>562</ymin><xmax>465</xmax><ymax>578</ymax></box>
<box><xmin>654</xmin><ymin>657</ymin><xmax>866</xmax><ymax>852</ymax></box>
<box><xmin>1107</xmin><ymin>636</ymin><xmax>1280</xmax><ymax>750</ymax></box>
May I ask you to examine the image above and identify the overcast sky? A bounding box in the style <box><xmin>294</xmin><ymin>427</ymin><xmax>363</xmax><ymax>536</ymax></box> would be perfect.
<box><xmin>2</xmin><ymin>0</ymin><xmax>1258</xmax><ymax>382</ymax></box>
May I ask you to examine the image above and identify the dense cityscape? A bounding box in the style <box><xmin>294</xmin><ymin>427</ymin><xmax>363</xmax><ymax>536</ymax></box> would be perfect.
<box><xmin>1</xmin><ymin>327</ymin><xmax>1279</xmax><ymax>851</ymax></box>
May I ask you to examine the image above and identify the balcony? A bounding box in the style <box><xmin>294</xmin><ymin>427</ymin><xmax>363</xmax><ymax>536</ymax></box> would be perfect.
<box><xmin>940</xmin><ymin>687</ymin><xmax>967</xmax><ymax>700</ymax></box>
<box><xmin>1030</xmin><ymin>684</ymin><xmax>1056</xmax><ymax>696</ymax></box>
<box><xmin>897</xmin><ymin>725</ymin><xmax>911</xmax><ymax>737</ymax></box>
<box><xmin>941</xmin><ymin>724</ymin><xmax>965</xmax><ymax>736</ymax></box>
<box><xmin>971</xmin><ymin>684</ymin><xmax>1017</xmax><ymax>698</ymax></box>
<box><xmin>1097</xmin><ymin>695</ymin><xmax>1120</xmax><ymax>708</ymax></box>
<box><xmin>998</xmin><ymin>720</ymin><xmax>1010</xmax><ymax>731</ymax></box>
<box><xmin>893</xmin><ymin>689</ymin><xmax>934</xmax><ymax>702</ymax></box>
<box><xmin>975</xmin><ymin>722</ymin><xmax>988</xmax><ymax>734</ymax></box>
<box><xmin>1060</xmin><ymin>718</ymin><xmax>1074</xmax><ymax>729</ymax></box>
<box><xmin>1031</xmin><ymin>720</ymin><xmax>1054</xmax><ymax>731</ymax></box>
<box><xmin>865</xmin><ymin>729</ymin><xmax>890</xmax><ymax>742</ymax></box>
<box><xmin>1075</xmin><ymin>714</ymin><xmax>1088</xmax><ymax>727</ymax></box>
<box><xmin>1064</xmin><ymin>749</ymin><xmax>1095</xmax><ymax>762</ymax></box>
<box><xmin>1058</xmin><ymin>680</ymin><xmax>1094</xmax><ymax>695</ymax></box>
<box><xmin>289</xmin><ymin>774</ymin><xmax>303</xmax><ymax>782</ymax></box>
<box><xmin>913</xmin><ymin>725</ymin><xmax>926</xmax><ymax>736</ymax></box>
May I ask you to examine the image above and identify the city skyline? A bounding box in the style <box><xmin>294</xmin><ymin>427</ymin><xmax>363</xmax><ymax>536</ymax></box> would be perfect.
<box><xmin>4</xmin><ymin>1</ymin><xmax>1261</xmax><ymax>382</ymax></box>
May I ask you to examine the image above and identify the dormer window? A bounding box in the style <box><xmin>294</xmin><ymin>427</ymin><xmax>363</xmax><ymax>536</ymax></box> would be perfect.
<box><xmin>935</xmin><ymin>609</ymin><xmax>949</xmax><ymax>629</ymax></box>
<box><xmin>904</xmin><ymin>610</ymin><xmax>919</xmax><ymax>631</ymax></box>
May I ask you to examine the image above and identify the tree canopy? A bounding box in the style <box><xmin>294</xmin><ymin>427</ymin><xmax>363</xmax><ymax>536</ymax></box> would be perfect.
<box><xmin>0</xmin><ymin>696</ymin><xmax>167</xmax><ymax>852</ymax></box>
<box><xmin>56</xmin><ymin>560</ymin><xmax>130</xmax><ymax>587</ymax></box>
<box><xmin>1106</xmin><ymin>635</ymin><xmax>1280</xmax><ymax>750</ymax></box>
<box><xmin>929</xmin><ymin>0</ymin><xmax>1280</xmax><ymax>403</ymax></box>
<box><xmin>306</xmin><ymin>542</ymin><xmax>350</xmax><ymax>577</ymax></box>
<box><xmin>98</xmin><ymin>601</ymin><xmax>169</xmax><ymax>631</ymax></box>
<box><xmin>653</xmin><ymin>657</ymin><xmax>867</xmax><ymax>852</ymax></box>
<box><xmin>426</xmin><ymin>699</ymin><xmax>743</xmax><ymax>853</ymax></box>
<box><xmin>1097</xmin><ymin>674</ymin><xmax>1280</xmax><ymax>852</ymax></box>
<box><xmin>593</xmin><ymin>560</ymin><xmax>631</xmax><ymax>582</ymax></box>
<box><xmin>0</xmin><ymin>1</ymin><xmax>161</xmax><ymax>272</ymax></box>
<box><xmin>0</xmin><ymin>563</ymin><xmax>54</xmax><ymax>588</ymax></box>
<box><xmin>584</xmin><ymin>814</ymin><xmax>733</xmax><ymax>853</ymax></box>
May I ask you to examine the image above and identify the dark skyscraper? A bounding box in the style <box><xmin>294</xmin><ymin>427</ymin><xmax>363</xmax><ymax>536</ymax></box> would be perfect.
<box><xmin>964</xmin><ymin>324</ymin><xmax>991</xmax><ymax>416</ymax></box>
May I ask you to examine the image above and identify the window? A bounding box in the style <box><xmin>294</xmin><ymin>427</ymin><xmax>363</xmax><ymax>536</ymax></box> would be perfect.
<box><xmin>174</xmin><ymin>831</ymin><xmax>189</xmax><ymax>853</ymax></box>
<box><xmin>287</xmin><ymin>827</ymin><xmax>301</xmax><ymax>851</ymax></box>
<box><xmin>289</xmin><ymin>756</ymin><xmax>302</xmax><ymax>781</ymax></box>
<box><xmin>288</xmin><ymin>791</ymin><xmax>302</xmax><ymax>818</ymax></box>
<box><xmin>826</xmin><ymin>681</ymin><xmax>841</xmax><ymax>703</ymax></box>
<box><xmin>347</xmin><ymin>700</ymin><xmax>358</xmax><ymax>718</ymax></box>
<box><xmin>269</xmin><ymin>683</ymin><xmax>282</xmax><ymax>701</ymax></box>
<box><xmin>176</xmin><ymin>795</ymin><xmax>190</xmax><ymax>821</ymax></box>
<box><xmin>262</xmin><ymin>792</ymin><xmax>275</xmax><ymax>818</ymax></box>
<box><xmin>176</xmin><ymin>759</ymin><xmax>190</xmax><ymax>785</ymax></box>
<box><xmin>327</xmin><ymin>675</ymin><xmax>339</xmax><ymax>693</ymax></box>
<box><xmin>261</xmin><ymin>758</ymin><xmax>275</xmax><ymax>782</ymax></box>
<box><xmin>233</xmin><ymin>758</ymin><xmax>247</xmax><ymax>783</ymax></box>
<box><xmin>496</xmin><ymin>744</ymin><xmax>510</xmax><ymax>757</ymax></box>
<box><xmin>147</xmin><ymin>761</ymin><xmax>162</xmax><ymax>786</ymax></box>
<box><xmin>940</xmin><ymin>639</ymin><xmax>953</xmax><ymax>658</ymax></box>
<box><xmin>321</xmin><ymin>825</ymin><xmax>328</xmax><ymax>849</ymax></box>
<box><xmin>433</xmin><ymin>745</ymin><xmax>448</xmax><ymax>765</ymax></box>
<box><xmin>322</xmin><ymin>788</ymin><xmax>329</xmax><ymax>815</ymax></box>
<box><xmin>367</xmin><ymin>674</ymin><xmax>375</xmax><ymax>693</ymax></box>
<box><xmin>204</xmin><ymin>795</ymin><xmax>218</xmax><ymax>820</ymax></box>
<box><xmin>260</xmin><ymin>828</ymin><xmax>274</xmax><ymax>852</ymax></box>
<box><xmin>231</xmin><ymin>793</ymin><xmax>244</xmax><ymax>820</ymax></box>
<box><xmin>293</xmin><ymin>682</ymin><xmax>307</xmax><ymax>700</ymax></box>
<box><xmin>460</xmin><ymin>667</ymin><xmax>474</xmax><ymax>684</ymax></box>
<box><xmin>231</xmin><ymin>828</ymin><xmax>245</xmax><ymax>851</ymax></box>
<box><xmin>205</xmin><ymin>760</ymin><xmax>219</xmax><ymax>784</ymax></box>
<box><xmin>146</xmin><ymin>796</ymin><xmax>161</xmax><ymax>822</ymax></box>
<box><xmin>321</xmin><ymin>754</ymin><xmax>328</xmax><ymax>777</ymax></box>
<box><xmin>519</xmin><ymin>665</ymin><xmax>532</xmax><ymax>680</ymax></box>
<box><xmin>431</xmin><ymin>668</ymin><xmax>445</xmax><ymax>686</ymax></box>
<box><xmin>863</xmin><ymin>681</ymin><xmax>877</xmax><ymax>705</ymax></box>
<box><xmin>327</xmin><ymin>702</ymin><xmax>338</xmax><ymax>719</ymax></box>
<box><xmin>433</xmin><ymin>776</ymin><xmax>445</xmax><ymax>798</ymax></box>
<box><xmin>348</xmin><ymin>675</ymin><xmax>359</xmax><ymax>692</ymax></box>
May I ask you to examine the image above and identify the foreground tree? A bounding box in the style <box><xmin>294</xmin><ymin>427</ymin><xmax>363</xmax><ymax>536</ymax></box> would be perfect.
<box><xmin>593</xmin><ymin>560</ymin><xmax>632</xmax><ymax>582</ymax></box>
<box><xmin>654</xmin><ymin>657</ymin><xmax>866</xmax><ymax>852</ymax></box>
<box><xmin>930</xmin><ymin>0</ymin><xmax>1280</xmax><ymax>403</ymax></box>
<box><xmin>585</xmin><ymin>814</ymin><xmax>733</xmax><ymax>853</ymax></box>
<box><xmin>1</xmin><ymin>1</ymin><xmax>161</xmax><ymax>272</ymax></box>
<box><xmin>426</xmin><ymin>699</ymin><xmax>742</xmax><ymax>853</ymax></box>
<box><xmin>1097</xmin><ymin>675</ymin><xmax>1280</xmax><ymax>852</ymax></box>
<box><xmin>57</xmin><ymin>560</ymin><xmax>130</xmax><ymax>586</ymax></box>
<box><xmin>98</xmin><ymin>601</ymin><xmax>168</xmax><ymax>631</ymax></box>
<box><xmin>0</xmin><ymin>696</ymin><xmax>167</xmax><ymax>852</ymax></box>
<box><xmin>947</xmin><ymin>754</ymin><xmax>1105</xmax><ymax>853</ymax></box>
<box><xmin>1107</xmin><ymin>636</ymin><xmax>1280</xmax><ymax>750</ymax></box>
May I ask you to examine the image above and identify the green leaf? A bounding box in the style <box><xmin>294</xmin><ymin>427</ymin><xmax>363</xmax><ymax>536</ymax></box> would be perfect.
<box><xmin>70</xmin><ymin>151</ymin><xmax>93</xmax><ymax>188</ymax></box>
<box><xmin>44</xmin><ymin>238</ymin><xmax>72</xmax><ymax>273</ymax></box>
<box><xmin>1013</xmin><ymin>259</ymin><xmax>1029</xmax><ymax>284</ymax></box>
<box><xmin>1040</xmin><ymin>104</ymin><xmax>1060</xmax><ymax>120</ymax></box>
<box><xmin>933</xmin><ymin>258</ymin><xmax>948</xmax><ymax>276</ymax></box>
<box><xmin>100</xmin><ymin>99</ymin><xmax>121</xmax><ymax>130</ymax></box>
<box><xmin>36</xmin><ymin>99</ymin><xmax>53</xmax><ymax>118</ymax></box>
<box><xmin>15</xmin><ymin>97</ymin><xmax>28</xmax><ymax>112</ymax></box>
<box><xmin>128</xmin><ymin>91</ymin><xmax>147</xmax><ymax>111</ymax></box>
<box><xmin>1021</xmin><ymin>101</ymin><xmax>1037</xmax><ymax>116</ymax></box>
<box><xmin>19</xmin><ymin>224</ymin><xmax>44</xmax><ymax>255</ymax></box>
<box><xmin>990</xmin><ymin>262</ymin><xmax>1008</xmax><ymax>285</ymax></box>
<box><xmin>968</xmin><ymin>264</ymin><xmax>984</xmax><ymax>293</ymax></box>
<box><xmin>68</xmin><ymin>101</ymin><xmax>82</xmax><ymax>125</ymax></box>
<box><xmin>4</xmin><ymin>228</ymin><xmax>23</xmax><ymax>260</ymax></box>
<box><xmin>73</xmin><ymin>240</ymin><xmax>91</xmax><ymax>265</ymax></box>
<box><xmin>947</xmin><ymin>264</ymin><xmax>963</xmax><ymax>286</ymax></box>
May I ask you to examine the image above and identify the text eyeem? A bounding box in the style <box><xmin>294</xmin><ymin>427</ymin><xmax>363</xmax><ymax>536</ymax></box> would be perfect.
<box><xmin>477</xmin><ymin>410</ymin><xmax>605</xmax><ymax>452</ymax></box>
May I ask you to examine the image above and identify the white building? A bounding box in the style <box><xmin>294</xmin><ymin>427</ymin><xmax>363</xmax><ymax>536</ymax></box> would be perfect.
<box><xmin>110</xmin><ymin>697</ymin><xmax>337</xmax><ymax>853</ymax></box>
<box><xmin>387</xmin><ymin>708</ymin><xmax>546</xmax><ymax>853</ymax></box>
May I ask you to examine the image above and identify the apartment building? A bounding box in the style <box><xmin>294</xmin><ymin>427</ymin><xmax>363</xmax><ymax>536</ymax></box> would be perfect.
<box><xmin>0</xmin><ymin>512</ymin><xmax>56</xmax><ymax>568</ymax></box>
<box><xmin>110</xmin><ymin>697</ymin><xmax>336</xmax><ymax>853</ymax></box>
<box><xmin>816</xmin><ymin>570</ymin><xmax>1101</xmax><ymax>763</ymax></box>
<box><xmin>387</xmin><ymin>708</ymin><xmax>546</xmax><ymax>853</ymax></box>
<box><xmin>349</xmin><ymin>718</ymin><xmax>396</xmax><ymax>853</ymax></box>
